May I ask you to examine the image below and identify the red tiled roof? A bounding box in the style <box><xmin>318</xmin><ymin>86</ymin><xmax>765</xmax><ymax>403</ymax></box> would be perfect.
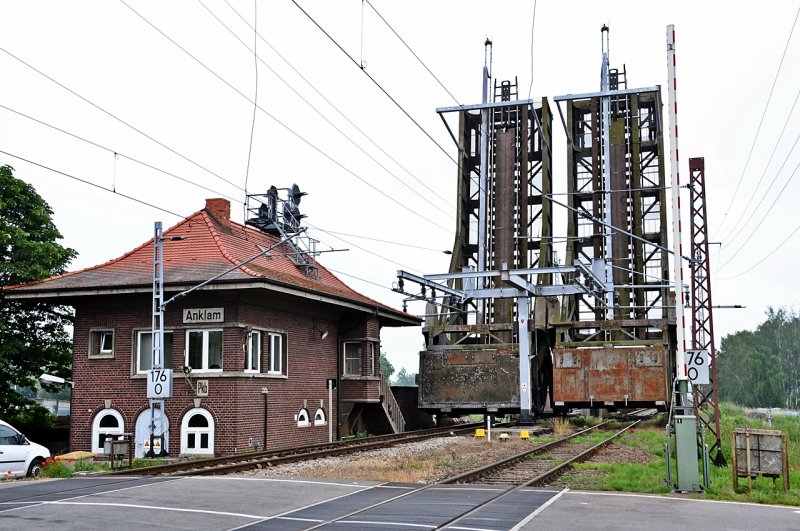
<box><xmin>5</xmin><ymin>199</ymin><xmax>418</xmax><ymax>325</ymax></box>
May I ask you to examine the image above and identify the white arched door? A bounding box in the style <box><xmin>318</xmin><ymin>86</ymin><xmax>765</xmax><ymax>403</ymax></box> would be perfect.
<box><xmin>134</xmin><ymin>408</ymin><xmax>170</xmax><ymax>458</ymax></box>
<box><xmin>91</xmin><ymin>410</ymin><xmax>124</xmax><ymax>454</ymax></box>
<box><xmin>180</xmin><ymin>408</ymin><xmax>214</xmax><ymax>455</ymax></box>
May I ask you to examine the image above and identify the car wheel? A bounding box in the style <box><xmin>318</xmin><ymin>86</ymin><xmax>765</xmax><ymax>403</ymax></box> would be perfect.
<box><xmin>27</xmin><ymin>458</ymin><xmax>44</xmax><ymax>478</ymax></box>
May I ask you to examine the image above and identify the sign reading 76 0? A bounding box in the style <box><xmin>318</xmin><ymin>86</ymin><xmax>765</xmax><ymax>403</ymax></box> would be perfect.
<box><xmin>684</xmin><ymin>350</ymin><xmax>709</xmax><ymax>385</ymax></box>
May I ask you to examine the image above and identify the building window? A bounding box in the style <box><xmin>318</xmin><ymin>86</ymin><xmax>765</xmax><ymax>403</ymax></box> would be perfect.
<box><xmin>297</xmin><ymin>408</ymin><xmax>310</xmax><ymax>427</ymax></box>
<box><xmin>89</xmin><ymin>329</ymin><xmax>115</xmax><ymax>358</ymax></box>
<box><xmin>314</xmin><ymin>408</ymin><xmax>326</xmax><ymax>426</ymax></box>
<box><xmin>185</xmin><ymin>329</ymin><xmax>223</xmax><ymax>372</ymax></box>
<box><xmin>246</xmin><ymin>331</ymin><xmax>261</xmax><ymax>372</ymax></box>
<box><xmin>343</xmin><ymin>342</ymin><xmax>362</xmax><ymax>376</ymax></box>
<box><xmin>267</xmin><ymin>332</ymin><xmax>286</xmax><ymax>375</ymax></box>
<box><xmin>136</xmin><ymin>331</ymin><xmax>174</xmax><ymax>373</ymax></box>
<box><xmin>369</xmin><ymin>343</ymin><xmax>376</xmax><ymax>376</ymax></box>
<box><xmin>180</xmin><ymin>408</ymin><xmax>214</xmax><ymax>455</ymax></box>
<box><xmin>92</xmin><ymin>410</ymin><xmax>124</xmax><ymax>454</ymax></box>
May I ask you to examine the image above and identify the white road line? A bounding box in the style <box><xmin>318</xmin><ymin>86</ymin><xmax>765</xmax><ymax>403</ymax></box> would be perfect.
<box><xmin>343</xmin><ymin>519</ymin><xmax>433</xmax><ymax>528</ymax></box>
<box><xmin>227</xmin><ymin>482</ymin><xmax>389</xmax><ymax>531</ymax></box>
<box><xmin>45</xmin><ymin>500</ymin><xmax>263</xmax><ymax>519</ymax></box>
<box><xmin>568</xmin><ymin>490</ymin><xmax>800</xmax><ymax>510</ymax></box>
<box><xmin>450</xmin><ymin>526</ymin><xmax>503</xmax><ymax>531</ymax></box>
<box><xmin>195</xmin><ymin>476</ymin><xmax>377</xmax><ymax>488</ymax></box>
<box><xmin>275</xmin><ymin>516</ymin><xmax>324</xmax><ymax>523</ymax></box>
<box><xmin>508</xmin><ymin>487</ymin><xmax>569</xmax><ymax>531</ymax></box>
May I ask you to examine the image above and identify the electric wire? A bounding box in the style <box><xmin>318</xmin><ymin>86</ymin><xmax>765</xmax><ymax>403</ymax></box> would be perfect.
<box><xmin>313</xmin><ymin>228</ymin><xmax>450</xmax><ymax>254</ymax></box>
<box><xmin>0</xmin><ymin>47</ymin><xmax>244</xmax><ymax>194</ymax></box>
<box><xmin>364</xmin><ymin>0</ymin><xmax>462</xmax><ymax>108</ymax></box>
<box><xmin>201</xmin><ymin>1</ymin><xmax>452</xmax><ymax>219</ymax></box>
<box><xmin>289</xmin><ymin>0</ymin><xmax>459</xmax><ymax>168</ymax></box>
<box><xmin>305</xmin><ymin>222</ymin><xmax>424</xmax><ymax>275</ymax></box>
<box><xmin>714</xmin><ymin>3</ymin><xmax>800</xmax><ymax>236</ymax></box>
<box><xmin>0</xmin><ymin>104</ymin><xmax>239</xmax><ymax>203</ymax></box>
<box><xmin>716</xmin><ymin>153</ymin><xmax>800</xmax><ymax>271</ymax></box>
<box><xmin>120</xmin><ymin>0</ymin><xmax>451</xmax><ymax>233</ymax></box>
<box><xmin>0</xmin><ymin>150</ymin><xmax>185</xmax><ymax>219</ymax></box>
<box><xmin>720</xmin><ymin>220</ymin><xmax>800</xmax><ymax>280</ymax></box>
<box><xmin>526</xmin><ymin>0</ymin><xmax>537</xmax><ymax>101</ymax></box>
<box><xmin>716</xmin><ymin>96</ymin><xmax>800</xmax><ymax>246</ymax></box>
<box><xmin>243</xmin><ymin>0</ymin><xmax>258</xmax><ymax>197</ymax></box>
<box><xmin>223</xmin><ymin>0</ymin><xmax>453</xmax><ymax>210</ymax></box>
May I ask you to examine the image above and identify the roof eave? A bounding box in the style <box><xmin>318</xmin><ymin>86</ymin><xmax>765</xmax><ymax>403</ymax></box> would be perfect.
<box><xmin>4</xmin><ymin>279</ymin><xmax>421</xmax><ymax>327</ymax></box>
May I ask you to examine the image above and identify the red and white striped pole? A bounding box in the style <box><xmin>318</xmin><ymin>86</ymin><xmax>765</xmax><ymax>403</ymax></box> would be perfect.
<box><xmin>667</xmin><ymin>24</ymin><xmax>688</xmax><ymax>380</ymax></box>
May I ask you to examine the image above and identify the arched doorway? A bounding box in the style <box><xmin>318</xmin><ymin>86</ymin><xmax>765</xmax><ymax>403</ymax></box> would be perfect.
<box><xmin>134</xmin><ymin>408</ymin><xmax>170</xmax><ymax>458</ymax></box>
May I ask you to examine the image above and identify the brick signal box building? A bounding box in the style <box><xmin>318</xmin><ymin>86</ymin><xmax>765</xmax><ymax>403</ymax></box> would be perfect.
<box><xmin>5</xmin><ymin>198</ymin><xmax>418</xmax><ymax>457</ymax></box>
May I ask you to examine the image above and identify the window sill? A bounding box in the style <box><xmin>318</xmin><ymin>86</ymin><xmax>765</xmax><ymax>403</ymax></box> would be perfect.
<box><xmin>88</xmin><ymin>353</ymin><xmax>115</xmax><ymax>360</ymax></box>
<box><xmin>341</xmin><ymin>375</ymin><xmax>380</xmax><ymax>381</ymax></box>
<box><xmin>131</xmin><ymin>372</ymin><xmax>287</xmax><ymax>379</ymax></box>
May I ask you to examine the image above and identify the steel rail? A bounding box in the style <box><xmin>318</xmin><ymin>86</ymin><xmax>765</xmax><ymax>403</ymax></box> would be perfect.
<box><xmin>435</xmin><ymin>420</ymin><xmax>642</xmax><ymax>530</ymax></box>
<box><xmin>105</xmin><ymin>423</ymin><xmax>482</xmax><ymax>477</ymax></box>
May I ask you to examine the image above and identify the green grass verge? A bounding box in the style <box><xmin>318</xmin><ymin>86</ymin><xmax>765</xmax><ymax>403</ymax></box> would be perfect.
<box><xmin>565</xmin><ymin>403</ymin><xmax>800</xmax><ymax>505</ymax></box>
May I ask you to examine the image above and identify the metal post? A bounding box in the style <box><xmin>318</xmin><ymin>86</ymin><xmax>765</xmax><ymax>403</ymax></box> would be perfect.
<box><xmin>666</xmin><ymin>24</ymin><xmax>687</xmax><ymax>380</ymax></box>
<box><xmin>476</xmin><ymin>45</ymin><xmax>491</xmax><ymax>326</ymax></box>
<box><xmin>328</xmin><ymin>380</ymin><xmax>333</xmax><ymax>443</ymax></box>
<box><xmin>517</xmin><ymin>296</ymin><xmax>533</xmax><ymax>423</ymax></box>
<box><xmin>600</xmin><ymin>25</ymin><xmax>614</xmax><ymax>320</ymax></box>
<box><xmin>149</xmin><ymin>221</ymin><xmax>165</xmax><ymax>457</ymax></box>
<box><xmin>262</xmin><ymin>387</ymin><xmax>269</xmax><ymax>449</ymax></box>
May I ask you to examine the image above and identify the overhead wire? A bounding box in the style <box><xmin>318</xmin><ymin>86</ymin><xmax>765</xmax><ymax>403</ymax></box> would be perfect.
<box><xmin>0</xmin><ymin>47</ymin><xmax>244</xmax><ymax>194</ymax></box>
<box><xmin>713</xmin><ymin>4</ymin><xmax>800</xmax><ymax>236</ymax></box>
<box><xmin>0</xmin><ymin>150</ymin><xmax>185</xmax><ymax>219</ymax></box>
<box><xmin>289</xmin><ymin>0</ymin><xmax>459</xmax><ymax>168</ymax></box>
<box><xmin>313</xmin><ymin>228</ymin><xmax>450</xmax><ymax>254</ymax></box>
<box><xmin>201</xmin><ymin>1</ymin><xmax>452</xmax><ymax>219</ymax></box>
<box><xmin>716</xmin><ymin>154</ymin><xmax>800</xmax><ymax>271</ymax></box>
<box><xmin>715</xmin><ymin>90</ymin><xmax>800</xmax><ymax>246</ymax></box>
<box><xmin>223</xmin><ymin>0</ymin><xmax>453</xmax><ymax>210</ymax></box>
<box><xmin>719</xmin><ymin>220</ymin><xmax>800</xmax><ymax>280</ymax></box>
<box><xmin>364</xmin><ymin>0</ymin><xmax>462</xmax><ymax>108</ymax></box>
<box><xmin>120</xmin><ymin>0</ymin><xmax>451</xmax><ymax>233</ymax></box>
<box><xmin>243</xmin><ymin>0</ymin><xmax>258</xmax><ymax>198</ymax></box>
<box><xmin>0</xmin><ymin>104</ymin><xmax>239</xmax><ymax>203</ymax></box>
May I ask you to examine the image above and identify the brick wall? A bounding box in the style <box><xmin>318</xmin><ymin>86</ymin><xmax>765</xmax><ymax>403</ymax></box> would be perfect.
<box><xmin>70</xmin><ymin>291</ymin><xmax>373</xmax><ymax>456</ymax></box>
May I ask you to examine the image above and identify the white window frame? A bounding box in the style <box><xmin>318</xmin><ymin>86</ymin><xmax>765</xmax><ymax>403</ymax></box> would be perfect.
<box><xmin>267</xmin><ymin>332</ymin><xmax>286</xmax><ymax>375</ymax></box>
<box><xmin>246</xmin><ymin>330</ymin><xmax>261</xmax><ymax>373</ymax></box>
<box><xmin>91</xmin><ymin>409</ymin><xmax>124</xmax><ymax>454</ymax></box>
<box><xmin>343</xmin><ymin>341</ymin><xmax>362</xmax><ymax>376</ymax></box>
<box><xmin>180</xmin><ymin>408</ymin><xmax>214</xmax><ymax>455</ymax></box>
<box><xmin>89</xmin><ymin>329</ymin><xmax>115</xmax><ymax>359</ymax></box>
<box><xmin>136</xmin><ymin>330</ymin><xmax>174</xmax><ymax>374</ymax></box>
<box><xmin>369</xmin><ymin>343</ymin><xmax>376</xmax><ymax>376</ymax></box>
<box><xmin>297</xmin><ymin>408</ymin><xmax>310</xmax><ymax>427</ymax></box>
<box><xmin>185</xmin><ymin>329</ymin><xmax>223</xmax><ymax>372</ymax></box>
<box><xmin>314</xmin><ymin>408</ymin><xmax>326</xmax><ymax>426</ymax></box>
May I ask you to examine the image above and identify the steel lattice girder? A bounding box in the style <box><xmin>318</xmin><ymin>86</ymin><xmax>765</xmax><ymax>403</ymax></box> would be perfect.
<box><xmin>689</xmin><ymin>157</ymin><xmax>725</xmax><ymax>466</ymax></box>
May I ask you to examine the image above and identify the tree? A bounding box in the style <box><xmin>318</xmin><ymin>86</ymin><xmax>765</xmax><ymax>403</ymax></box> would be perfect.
<box><xmin>716</xmin><ymin>307</ymin><xmax>800</xmax><ymax>409</ymax></box>
<box><xmin>0</xmin><ymin>165</ymin><xmax>76</xmax><ymax>419</ymax></box>
<box><xmin>379</xmin><ymin>352</ymin><xmax>395</xmax><ymax>381</ymax></box>
<box><xmin>393</xmin><ymin>367</ymin><xmax>417</xmax><ymax>386</ymax></box>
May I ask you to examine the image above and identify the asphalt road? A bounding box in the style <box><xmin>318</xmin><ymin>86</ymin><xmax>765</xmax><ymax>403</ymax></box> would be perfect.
<box><xmin>0</xmin><ymin>475</ymin><xmax>798</xmax><ymax>530</ymax></box>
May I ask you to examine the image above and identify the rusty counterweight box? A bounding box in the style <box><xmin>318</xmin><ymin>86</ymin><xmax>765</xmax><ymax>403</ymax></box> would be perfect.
<box><xmin>552</xmin><ymin>345</ymin><xmax>669</xmax><ymax>407</ymax></box>
<box><xmin>418</xmin><ymin>348</ymin><xmax>520</xmax><ymax>412</ymax></box>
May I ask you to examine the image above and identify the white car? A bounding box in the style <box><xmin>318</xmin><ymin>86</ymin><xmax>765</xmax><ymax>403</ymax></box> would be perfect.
<box><xmin>0</xmin><ymin>419</ymin><xmax>51</xmax><ymax>478</ymax></box>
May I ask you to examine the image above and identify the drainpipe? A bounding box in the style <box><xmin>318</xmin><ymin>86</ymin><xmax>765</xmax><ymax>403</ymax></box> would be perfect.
<box><xmin>335</xmin><ymin>325</ymin><xmax>341</xmax><ymax>441</ymax></box>
<box><xmin>261</xmin><ymin>387</ymin><xmax>268</xmax><ymax>449</ymax></box>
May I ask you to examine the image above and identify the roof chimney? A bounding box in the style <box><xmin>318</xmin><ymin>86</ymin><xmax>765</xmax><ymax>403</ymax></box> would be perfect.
<box><xmin>205</xmin><ymin>198</ymin><xmax>230</xmax><ymax>224</ymax></box>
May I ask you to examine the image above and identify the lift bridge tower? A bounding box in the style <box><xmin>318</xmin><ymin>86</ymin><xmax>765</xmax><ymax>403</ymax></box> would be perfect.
<box><xmin>397</xmin><ymin>31</ymin><xmax>677</xmax><ymax>423</ymax></box>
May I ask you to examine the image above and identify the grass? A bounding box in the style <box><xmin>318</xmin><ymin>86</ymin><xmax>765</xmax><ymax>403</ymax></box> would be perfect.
<box><xmin>563</xmin><ymin>403</ymin><xmax>800</xmax><ymax>506</ymax></box>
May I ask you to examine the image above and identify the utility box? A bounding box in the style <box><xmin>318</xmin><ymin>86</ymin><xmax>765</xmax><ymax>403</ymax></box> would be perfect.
<box><xmin>674</xmin><ymin>415</ymin><xmax>701</xmax><ymax>492</ymax></box>
<box><xmin>732</xmin><ymin>428</ymin><xmax>789</xmax><ymax>491</ymax></box>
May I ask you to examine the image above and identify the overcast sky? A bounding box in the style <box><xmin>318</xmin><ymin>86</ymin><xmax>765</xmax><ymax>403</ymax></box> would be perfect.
<box><xmin>2</xmin><ymin>1</ymin><xmax>799</xmax><ymax>374</ymax></box>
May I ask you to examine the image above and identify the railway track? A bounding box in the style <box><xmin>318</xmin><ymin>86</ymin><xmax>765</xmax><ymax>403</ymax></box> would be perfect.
<box><xmin>297</xmin><ymin>417</ymin><xmax>645</xmax><ymax>530</ymax></box>
<box><xmin>444</xmin><ymin>419</ymin><xmax>640</xmax><ymax>487</ymax></box>
<box><xmin>106</xmin><ymin>423</ymin><xmax>483</xmax><ymax>477</ymax></box>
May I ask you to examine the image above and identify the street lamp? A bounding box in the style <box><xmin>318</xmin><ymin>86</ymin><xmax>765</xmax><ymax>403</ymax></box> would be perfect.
<box><xmin>39</xmin><ymin>373</ymin><xmax>73</xmax><ymax>387</ymax></box>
